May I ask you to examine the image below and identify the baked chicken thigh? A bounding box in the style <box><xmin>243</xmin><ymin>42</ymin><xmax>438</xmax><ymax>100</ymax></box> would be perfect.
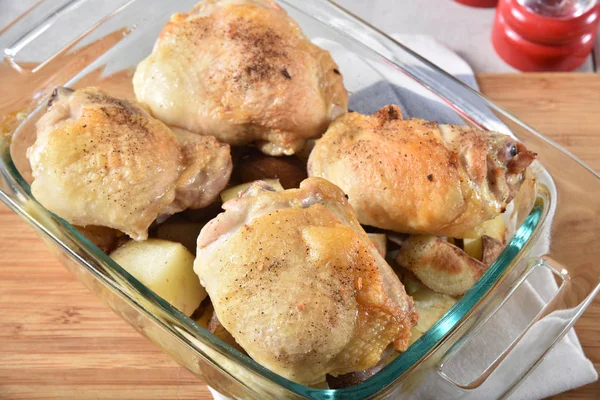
<box><xmin>133</xmin><ymin>0</ymin><xmax>348</xmax><ymax>156</ymax></box>
<box><xmin>308</xmin><ymin>105</ymin><xmax>536</xmax><ymax>238</ymax></box>
<box><xmin>194</xmin><ymin>178</ymin><xmax>417</xmax><ymax>385</ymax></box>
<box><xmin>28</xmin><ymin>87</ymin><xmax>231</xmax><ymax>240</ymax></box>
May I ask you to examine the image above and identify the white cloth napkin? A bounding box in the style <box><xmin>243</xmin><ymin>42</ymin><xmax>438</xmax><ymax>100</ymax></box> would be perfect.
<box><xmin>209</xmin><ymin>35</ymin><xmax>597</xmax><ymax>400</ymax></box>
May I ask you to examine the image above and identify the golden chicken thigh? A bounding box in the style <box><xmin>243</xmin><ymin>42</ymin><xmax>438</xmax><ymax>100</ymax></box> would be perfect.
<box><xmin>308</xmin><ymin>105</ymin><xmax>536</xmax><ymax>238</ymax></box>
<box><xmin>194</xmin><ymin>178</ymin><xmax>416</xmax><ymax>385</ymax></box>
<box><xmin>133</xmin><ymin>0</ymin><xmax>348</xmax><ymax>156</ymax></box>
<box><xmin>28</xmin><ymin>87</ymin><xmax>231</xmax><ymax>240</ymax></box>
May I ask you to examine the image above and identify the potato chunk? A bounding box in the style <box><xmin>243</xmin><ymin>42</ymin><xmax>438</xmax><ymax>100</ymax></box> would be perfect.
<box><xmin>110</xmin><ymin>239</ymin><xmax>207</xmax><ymax>316</ymax></box>
<box><xmin>461</xmin><ymin>214</ymin><xmax>507</xmax><ymax>251</ymax></box>
<box><xmin>453</xmin><ymin>214</ymin><xmax>507</xmax><ymax>262</ymax></box>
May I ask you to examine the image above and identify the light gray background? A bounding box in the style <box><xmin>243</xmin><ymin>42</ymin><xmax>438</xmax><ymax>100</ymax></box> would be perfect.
<box><xmin>334</xmin><ymin>0</ymin><xmax>597</xmax><ymax>72</ymax></box>
<box><xmin>0</xmin><ymin>0</ymin><xmax>597</xmax><ymax>72</ymax></box>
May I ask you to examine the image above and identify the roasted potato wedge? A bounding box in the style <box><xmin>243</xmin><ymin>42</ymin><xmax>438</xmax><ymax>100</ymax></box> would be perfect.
<box><xmin>401</xmin><ymin>273</ymin><xmax>457</xmax><ymax>346</ymax></box>
<box><xmin>396</xmin><ymin>235</ymin><xmax>487</xmax><ymax>296</ymax></box>
<box><xmin>481</xmin><ymin>235</ymin><xmax>505</xmax><ymax>266</ymax></box>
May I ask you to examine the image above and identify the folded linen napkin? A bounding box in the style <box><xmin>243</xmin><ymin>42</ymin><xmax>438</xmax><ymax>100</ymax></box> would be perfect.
<box><xmin>210</xmin><ymin>34</ymin><xmax>597</xmax><ymax>400</ymax></box>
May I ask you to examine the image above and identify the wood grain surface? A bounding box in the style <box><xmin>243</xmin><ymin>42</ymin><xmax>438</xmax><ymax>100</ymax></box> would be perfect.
<box><xmin>477</xmin><ymin>73</ymin><xmax>600</xmax><ymax>400</ymax></box>
<box><xmin>0</xmin><ymin>73</ymin><xmax>598</xmax><ymax>399</ymax></box>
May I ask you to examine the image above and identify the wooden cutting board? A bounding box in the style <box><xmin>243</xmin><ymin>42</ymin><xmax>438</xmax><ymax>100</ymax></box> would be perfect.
<box><xmin>0</xmin><ymin>73</ymin><xmax>598</xmax><ymax>399</ymax></box>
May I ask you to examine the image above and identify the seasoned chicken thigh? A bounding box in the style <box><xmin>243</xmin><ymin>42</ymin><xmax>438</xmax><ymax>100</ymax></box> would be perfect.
<box><xmin>28</xmin><ymin>87</ymin><xmax>232</xmax><ymax>240</ymax></box>
<box><xmin>308</xmin><ymin>105</ymin><xmax>536</xmax><ymax>238</ymax></box>
<box><xmin>195</xmin><ymin>178</ymin><xmax>417</xmax><ymax>385</ymax></box>
<box><xmin>133</xmin><ymin>0</ymin><xmax>348</xmax><ymax>156</ymax></box>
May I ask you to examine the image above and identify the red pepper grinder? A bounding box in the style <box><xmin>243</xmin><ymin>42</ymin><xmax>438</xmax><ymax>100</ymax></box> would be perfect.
<box><xmin>492</xmin><ymin>0</ymin><xmax>600</xmax><ymax>71</ymax></box>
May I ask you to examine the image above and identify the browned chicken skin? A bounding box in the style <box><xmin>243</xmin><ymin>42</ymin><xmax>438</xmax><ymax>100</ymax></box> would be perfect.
<box><xmin>133</xmin><ymin>0</ymin><xmax>348</xmax><ymax>156</ymax></box>
<box><xmin>27</xmin><ymin>87</ymin><xmax>232</xmax><ymax>240</ymax></box>
<box><xmin>308</xmin><ymin>105</ymin><xmax>536</xmax><ymax>238</ymax></box>
<box><xmin>194</xmin><ymin>178</ymin><xmax>416</xmax><ymax>385</ymax></box>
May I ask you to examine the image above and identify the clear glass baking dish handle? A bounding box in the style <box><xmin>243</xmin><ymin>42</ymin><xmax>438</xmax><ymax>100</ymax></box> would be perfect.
<box><xmin>436</xmin><ymin>256</ymin><xmax>598</xmax><ymax>398</ymax></box>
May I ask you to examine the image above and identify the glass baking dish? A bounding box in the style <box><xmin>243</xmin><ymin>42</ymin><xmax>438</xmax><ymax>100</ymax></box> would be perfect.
<box><xmin>1</xmin><ymin>0</ymin><xmax>599</xmax><ymax>399</ymax></box>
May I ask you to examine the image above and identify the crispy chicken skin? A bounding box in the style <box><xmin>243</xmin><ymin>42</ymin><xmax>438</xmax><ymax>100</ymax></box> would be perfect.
<box><xmin>194</xmin><ymin>178</ymin><xmax>417</xmax><ymax>385</ymax></box>
<box><xmin>308</xmin><ymin>105</ymin><xmax>536</xmax><ymax>238</ymax></box>
<box><xmin>27</xmin><ymin>87</ymin><xmax>231</xmax><ymax>240</ymax></box>
<box><xmin>133</xmin><ymin>0</ymin><xmax>348</xmax><ymax>156</ymax></box>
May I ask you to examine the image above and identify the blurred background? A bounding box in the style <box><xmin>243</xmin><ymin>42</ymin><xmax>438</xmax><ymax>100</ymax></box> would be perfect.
<box><xmin>1</xmin><ymin>0</ymin><xmax>598</xmax><ymax>72</ymax></box>
<box><xmin>335</xmin><ymin>0</ymin><xmax>600</xmax><ymax>72</ymax></box>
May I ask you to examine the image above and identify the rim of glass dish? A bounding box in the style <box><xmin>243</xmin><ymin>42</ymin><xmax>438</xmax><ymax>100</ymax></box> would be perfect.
<box><xmin>0</xmin><ymin>137</ymin><xmax>544</xmax><ymax>399</ymax></box>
